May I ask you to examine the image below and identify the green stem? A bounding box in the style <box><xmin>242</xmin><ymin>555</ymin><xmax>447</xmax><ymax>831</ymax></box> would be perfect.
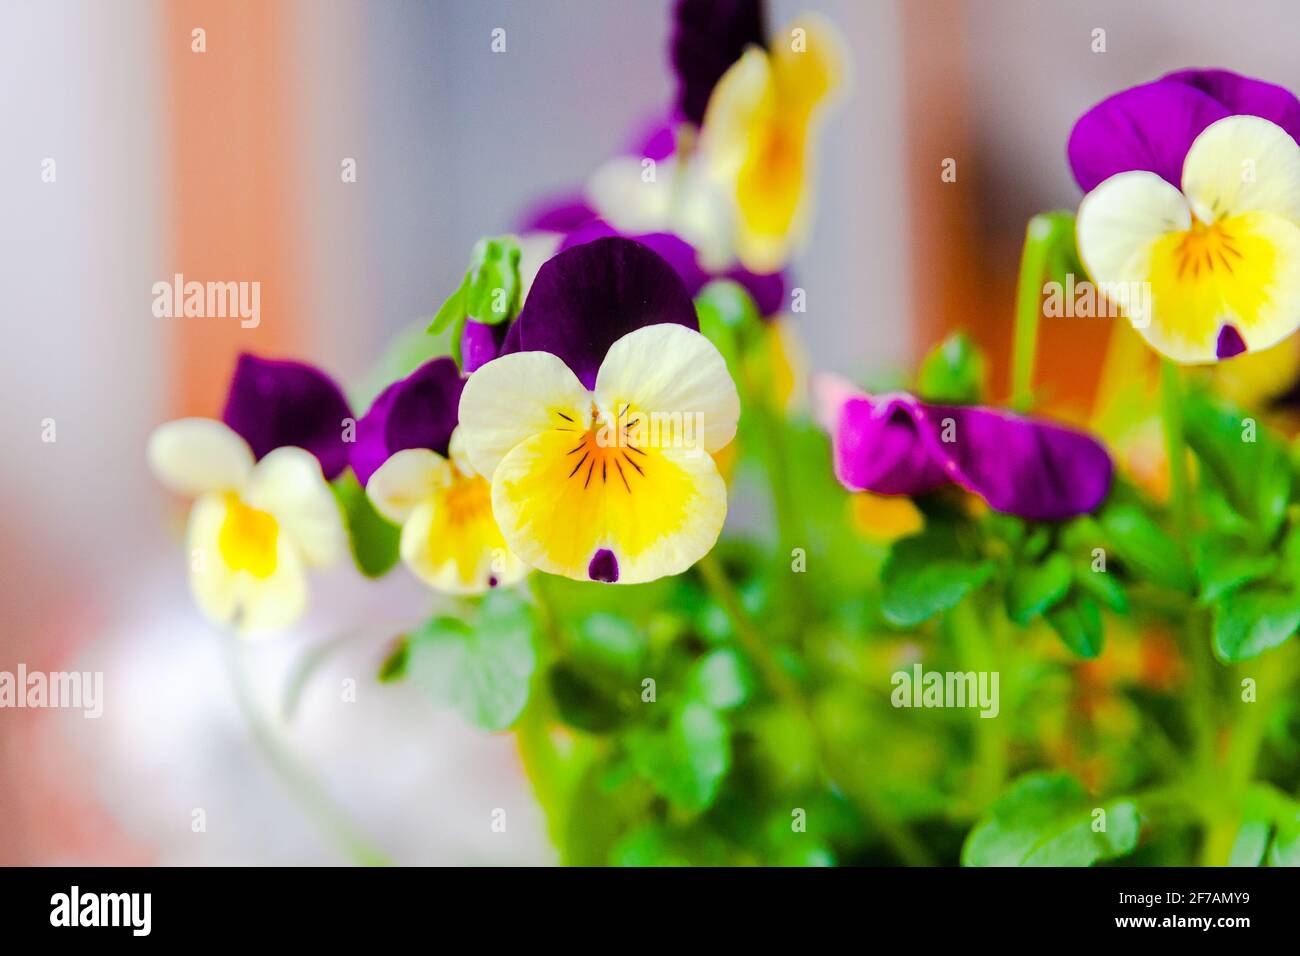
<box><xmin>949</xmin><ymin>596</ymin><xmax>1007</xmax><ymax>811</ymax></box>
<box><xmin>224</xmin><ymin>636</ymin><xmax>391</xmax><ymax>866</ymax></box>
<box><xmin>696</xmin><ymin>553</ymin><xmax>934</xmax><ymax>866</ymax></box>
<box><xmin>1158</xmin><ymin>359</ymin><xmax>1192</xmax><ymax>539</ymax></box>
<box><xmin>1010</xmin><ymin>215</ymin><xmax>1053</xmax><ymax>412</ymax></box>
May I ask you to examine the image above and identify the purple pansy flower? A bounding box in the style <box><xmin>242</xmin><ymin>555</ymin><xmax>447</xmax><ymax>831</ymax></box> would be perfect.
<box><xmin>221</xmin><ymin>353</ymin><xmax>353</xmax><ymax>481</ymax></box>
<box><xmin>1069</xmin><ymin>68</ymin><xmax>1300</xmax><ymax>192</ymax></box>
<box><xmin>350</xmin><ymin>357</ymin><xmax>464</xmax><ymax>487</ymax></box>
<box><xmin>816</xmin><ymin>376</ymin><xmax>1113</xmax><ymax>522</ymax></box>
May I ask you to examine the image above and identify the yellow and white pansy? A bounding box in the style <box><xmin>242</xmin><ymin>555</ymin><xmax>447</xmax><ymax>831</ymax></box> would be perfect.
<box><xmin>459</xmin><ymin>323</ymin><xmax>738</xmax><ymax>584</ymax></box>
<box><xmin>696</xmin><ymin>14</ymin><xmax>844</xmax><ymax>274</ymax></box>
<box><xmin>366</xmin><ymin>428</ymin><xmax>527</xmax><ymax>594</ymax></box>
<box><xmin>1070</xmin><ymin>71</ymin><xmax>1300</xmax><ymax>364</ymax></box>
<box><xmin>455</xmin><ymin>238</ymin><xmax>739</xmax><ymax>584</ymax></box>
<box><xmin>148</xmin><ymin>418</ymin><xmax>346</xmax><ymax>633</ymax></box>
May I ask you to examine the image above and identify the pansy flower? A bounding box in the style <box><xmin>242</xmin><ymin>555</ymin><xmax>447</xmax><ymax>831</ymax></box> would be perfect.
<box><xmin>353</xmin><ymin>357</ymin><xmax>527</xmax><ymax>594</ymax></box>
<box><xmin>458</xmin><ymin>237</ymin><xmax>740</xmax><ymax>584</ymax></box>
<box><xmin>815</xmin><ymin>375</ymin><xmax>1112</xmax><ymax>522</ymax></box>
<box><xmin>693</xmin><ymin>9</ymin><xmax>844</xmax><ymax>274</ymax></box>
<box><xmin>1072</xmin><ymin>69</ymin><xmax>1300</xmax><ymax>363</ymax></box>
<box><xmin>147</xmin><ymin>355</ymin><xmax>352</xmax><ymax>633</ymax></box>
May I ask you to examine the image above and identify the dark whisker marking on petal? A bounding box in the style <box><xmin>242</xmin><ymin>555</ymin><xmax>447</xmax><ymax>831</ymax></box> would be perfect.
<box><xmin>556</xmin><ymin>411</ymin><xmax>574</xmax><ymax>422</ymax></box>
<box><xmin>569</xmin><ymin>451</ymin><xmax>589</xmax><ymax>477</ymax></box>
<box><xmin>554</xmin><ymin>427</ymin><xmax>575</xmax><ymax>432</ymax></box>
<box><xmin>623</xmin><ymin>451</ymin><xmax>645</xmax><ymax>476</ymax></box>
<box><xmin>618</xmin><ymin>403</ymin><xmax>629</xmax><ymax>420</ymax></box>
<box><xmin>614</xmin><ymin>458</ymin><xmax>630</xmax><ymax>492</ymax></box>
<box><xmin>1218</xmin><ymin>250</ymin><xmax>1234</xmax><ymax>274</ymax></box>
<box><xmin>1223</xmin><ymin>243</ymin><xmax>1244</xmax><ymax>259</ymax></box>
<box><xmin>567</xmin><ymin>441</ymin><xmax>586</xmax><ymax>455</ymax></box>
<box><xmin>625</xmin><ymin>444</ymin><xmax>646</xmax><ymax>456</ymax></box>
<box><xmin>602</xmin><ymin>460</ymin><xmax>607</xmax><ymax>484</ymax></box>
<box><xmin>584</xmin><ymin>459</ymin><xmax>596</xmax><ymax>488</ymax></box>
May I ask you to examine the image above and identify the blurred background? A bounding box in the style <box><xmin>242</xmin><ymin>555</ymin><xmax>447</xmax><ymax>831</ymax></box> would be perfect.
<box><xmin>2</xmin><ymin>0</ymin><xmax>1297</xmax><ymax>864</ymax></box>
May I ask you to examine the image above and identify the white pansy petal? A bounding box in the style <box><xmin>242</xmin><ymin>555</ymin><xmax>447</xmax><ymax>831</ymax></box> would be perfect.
<box><xmin>244</xmin><ymin>446</ymin><xmax>346</xmax><ymax>567</ymax></box>
<box><xmin>699</xmin><ymin>45</ymin><xmax>774</xmax><ymax>184</ymax></box>
<box><xmin>457</xmin><ymin>350</ymin><xmax>592</xmax><ymax>478</ymax></box>
<box><xmin>366</xmin><ymin>448</ymin><xmax>452</xmax><ymax>524</ymax></box>
<box><xmin>1182</xmin><ymin>115</ymin><xmax>1300</xmax><ymax>224</ymax></box>
<box><xmin>587</xmin><ymin>155</ymin><xmax>674</xmax><ymax>234</ymax></box>
<box><xmin>1076</xmin><ymin>170</ymin><xmax>1191</xmax><ymax>298</ymax></box>
<box><xmin>595</xmin><ymin>324</ymin><xmax>739</xmax><ymax>453</ymax></box>
<box><xmin>234</xmin><ymin>537</ymin><xmax>307</xmax><ymax>635</ymax></box>
<box><xmin>447</xmin><ymin>426</ymin><xmax>476</xmax><ymax>477</ymax></box>
<box><xmin>148</xmin><ymin>418</ymin><xmax>253</xmax><ymax>496</ymax></box>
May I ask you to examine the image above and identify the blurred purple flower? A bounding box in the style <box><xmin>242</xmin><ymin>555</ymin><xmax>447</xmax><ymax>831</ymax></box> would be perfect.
<box><xmin>221</xmin><ymin>353</ymin><xmax>352</xmax><ymax>480</ymax></box>
<box><xmin>671</xmin><ymin>0</ymin><xmax>767</xmax><ymax>126</ymax></box>
<box><xmin>816</xmin><ymin>376</ymin><xmax>1113</xmax><ymax>521</ymax></box>
<box><xmin>350</xmin><ymin>357</ymin><xmax>463</xmax><ymax>486</ymax></box>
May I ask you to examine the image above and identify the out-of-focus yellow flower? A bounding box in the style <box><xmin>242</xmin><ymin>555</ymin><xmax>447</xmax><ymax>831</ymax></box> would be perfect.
<box><xmin>698</xmin><ymin>15</ymin><xmax>844</xmax><ymax>274</ymax></box>
<box><xmin>849</xmin><ymin>493</ymin><xmax>924</xmax><ymax>543</ymax></box>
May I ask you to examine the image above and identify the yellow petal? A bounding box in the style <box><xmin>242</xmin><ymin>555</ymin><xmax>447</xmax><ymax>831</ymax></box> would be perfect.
<box><xmin>187</xmin><ymin>492</ymin><xmax>307</xmax><ymax>634</ymax></box>
<box><xmin>594</xmin><ymin>324</ymin><xmax>739</xmax><ymax>455</ymax></box>
<box><xmin>490</xmin><ymin>426</ymin><xmax>727</xmax><ymax>584</ymax></box>
<box><xmin>244</xmin><ymin>447</ymin><xmax>346</xmax><ymax>567</ymax></box>
<box><xmin>400</xmin><ymin>474</ymin><xmax>527</xmax><ymax>594</ymax></box>
<box><xmin>367</xmin><ymin>448</ymin><xmax>452</xmax><ymax>524</ymax></box>
<box><xmin>458</xmin><ymin>351</ymin><xmax>592</xmax><ymax>478</ymax></box>
<box><xmin>770</xmin><ymin>14</ymin><xmax>845</xmax><ymax>116</ymax></box>
<box><xmin>148</xmin><ymin>418</ymin><xmax>253</xmax><ymax>496</ymax></box>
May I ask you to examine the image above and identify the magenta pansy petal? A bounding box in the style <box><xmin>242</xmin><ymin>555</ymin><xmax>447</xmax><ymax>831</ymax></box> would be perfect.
<box><xmin>1162</xmin><ymin>68</ymin><xmax>1300</xmax><ymax>145</ymax></box>
<box><xmin>509</xmin><ymin>236</ymin><xmax>698</xmax><ymax>388</ymax></box>
<box><xmin>1067</xmin><ymin>80</ymin><xmax>1230</xmax><ymax>191</ymax></box>
<box><xmin>518</xmin><ymin>194</ymin><xmax>599</xmax><ymax>234</ymax></box>
<box><xmin>350</xmin><ymin>357</ymin><xmax>463</xmax><ymax>486</ymax></box>
<box><xmin>828</xmin><ymin>389</ymin><xmax>1113</xmax><ymax>521</ymax></box>
<box><xmin>221</xmin><ymin>353</ymin><xmax>352</xmax><ymax>480</ymax></box>
<box><xmin>671</xmin><ymin>0</ymin><xmax>767</xmax><ymax>126</ymax></box>
<box><xmin>460</xmin><ymin>319</ymin><xmax>511</xmax><ymax>374</ymax></box>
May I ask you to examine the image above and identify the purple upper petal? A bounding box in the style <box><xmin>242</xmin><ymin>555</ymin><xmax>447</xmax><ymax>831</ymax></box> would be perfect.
<box><xmin>506</xmin><ymin>236</ymin><xmax>698</xmax><ymax>389</ymax></box>
<box><xmin>1068</xmin><ymin>80</ymin><xmax>1230</xmax><ymax>192</ymax></box>
<box><xmin>830</xmin><ymin>390</ymin><xmax>1113</xmax><ymax>521</ymax></box>
<box><xmin>350</xmin><ymin>357</ymin><xmax>463</xmax><ymax>486</ymax></box>
<box><xmin>558</xmin><ymin>219</ymin><xmax>787</xmax><ymax>318</ymax></box>
<box><xmin>460</xmin><ymin>319</ymin><xmax>511</xmax><ymax>374</ymax></box>
<box><xmin>671</xmin><ymin>0</ymin><xmax>767</xmax><ymax>126</ymax></box>
<box><xmin>222</xmin><ymin>353</ymin><xmax>353</xmax><ymax>480</ymax></box>
<box><xmin>1163</xmin><ymin>68</ymin><xmax>1300</xmax><ymax>145</ymax></box>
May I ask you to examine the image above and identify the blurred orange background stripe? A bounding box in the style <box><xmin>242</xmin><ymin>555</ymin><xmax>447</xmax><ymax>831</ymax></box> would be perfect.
<box><xmin>164</xmin><ymin>0</ymin><xmax>306</xmax><ymax>416</ymax></box>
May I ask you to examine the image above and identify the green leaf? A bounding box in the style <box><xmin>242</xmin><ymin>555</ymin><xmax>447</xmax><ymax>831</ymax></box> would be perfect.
<box><xmin>1046</xmin><ymin>593</ymin><xmax>1104</xmax><ymax>658</ymax></box>
<box><xmin>1074</xmin><ymin>565</ymin><xmax>1128</xmax><ymax>614</ymax></box>
<box><xmin>1184</xmin><ymin>391</ymin><xmax>1291</xmax><ymax>540</ymax></box>
<box><xmin>684</xmin><ymin>648</ymin><xmax>754</xmax><ymax>711</ymax></box>
<box><xmin>331</xmin><ymin>469</ymin><xmax>400</xmax><ymax>578</ymax></box>
<box><xmin>377</xmin><ymin>636</ymin><xmax>409</xmax><ymax>683</ymax></box>
<box><xmin>695</xmin><ymin>279</ymin><xmax>762</xmax><ymax>365</ymax></box>
<box><xmin>1099</xmin><ymin>503</ymin><xmax>1193</xmax><ymax>593</ymax></box>
<box><xmin>882</xmin><ymin>527</ymin><xmax>994</xmax><ymax>627</ymax></box>
<box><xmin>1212</xmin><ymin>585</ymin><xmax>1300</xmax><ymax>662</ymax></box>
<box><xmin>548</xmin><ymin>661</ymin><xmax>626</xmax><ymax>733</ymax></box>
<box><xmin>406</xmin><ymin>590</ymin><xmax>538</xmax><ymax>731</ymax></box>
<box><xmin>427</xmin><ymin>274</ymin><xmax>468</xmax><ymax>335</ymax></box>
<box><xmin>916</xmin><ymin>332</ymin><xmax>986</xmax><ymax>404</ymax></box>
<box><xmin>1194</xmin><ymin>533</ymin><xmax>1277</xmax><ymax>605</ymax></box>
<box><xmin>1036</xmin><ymin>210</ymin><xmax>1083</xmax><ymax>291</ymax></box>
<box><xmin>573</xmin><ymin>613</ymin><xmax>647</xmax><ymax>681</ymax></box>
<box><xmin>628</xmin><ymin>702</ymin><xmax>730</xmax><ymax>813</ymax></box>
<box><xmin>463</xmin><ymin>236</ymin><xmax>522</xmax><ymax>325</ymax></box>
<box><xmin>1006</xmin><ymin>552</ymin><xmax>1072</xmax><ymax>625</ymax></box>
<box><xmin>962</xmin><ymin>771</ymin><xmax>1139</xmax><ymax>866</ymax></box>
